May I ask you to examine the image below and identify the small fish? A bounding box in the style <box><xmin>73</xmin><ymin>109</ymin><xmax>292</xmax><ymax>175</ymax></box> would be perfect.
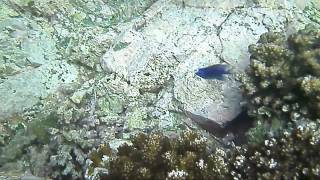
<box><xmin>195</xmin><ymin>64</ymin><xmax>232</xmax><ymax>80</ymax></box>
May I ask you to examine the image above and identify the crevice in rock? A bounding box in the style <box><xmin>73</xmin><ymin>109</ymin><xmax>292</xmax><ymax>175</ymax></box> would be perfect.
<box><xmin>215</xmin><ymin>6</ymin><xmax>247</xmax><ymax>64</ymax></box>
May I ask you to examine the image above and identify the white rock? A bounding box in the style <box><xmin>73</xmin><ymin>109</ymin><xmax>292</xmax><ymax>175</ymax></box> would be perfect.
<box><xmin>101</xmin><ymin>0</ymin><xmax>313</xmax><ymax>128</ymax></box>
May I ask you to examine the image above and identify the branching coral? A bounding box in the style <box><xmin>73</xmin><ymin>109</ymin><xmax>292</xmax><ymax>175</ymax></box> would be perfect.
<box><xmin>229</xmin><ymin>120</ymin><xmax>320</xmax><ymax>179</ymax></box>
<box><xmin>87</xmin><ymin>131</ymin><xmax>228</xmax><ymax>180</ymax></box>
<box><xmin>242</xmin><ymin>25</ymin><xmax>320</xmax><ymax>124</ymax></box>
<box><xmin>236</xmin><ymin>25</ymin><xmax>320</xmax><ymax>179</ymax></box>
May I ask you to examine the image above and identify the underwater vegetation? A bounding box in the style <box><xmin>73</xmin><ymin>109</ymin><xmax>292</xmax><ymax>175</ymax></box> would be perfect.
<box><xmin>87</xmin><ymin>123</ymin><xmax>320</xmax><ymax>180</ymax></box>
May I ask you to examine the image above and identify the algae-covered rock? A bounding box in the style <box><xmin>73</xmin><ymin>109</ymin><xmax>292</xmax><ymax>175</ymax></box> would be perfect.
<box><xmin>7</xmin><ymin>0</ymin><xmax>157</xmax><ymax>71</ymax></box>
<box><xmin>304</xmin><ymin>2</ymin><xmax>320</xmax><ymax>24</ymax></box>
<box><xmin>125</xmin><ymin>108</ymin><xmax>148</xmax><ymax>131</ymax></box>
<box><xmin>0</xmin><ymin>3</ymin><xmax>79</xmax><ymax>118</ymax></box>
<box><xmin>0</xmin><ymin>0</ymin><xmax>157</xmax><ymax>119</ymax></box>
<box><xmin>102</xmin><ymin>0</ymin><xmax>312</xmax><ymax>129</ymax></box>
<box><xmin>97</xmin><ymin>94</ymin><xmax>125</xmax><ymax>115</ymax></box>
<box><xmin>0</xmin><ymin>3</ymin><xmax>57</xmax><ymax>78</ymax></box>
<box><xmin>0</xmin><ymin>130</ymin><xmax>35</xmax><ymax>165</ymax></box>
<box><xmin>0</xmin><ymin>61</ymin><xmax>79</xmax><ymax>118</ymax></box>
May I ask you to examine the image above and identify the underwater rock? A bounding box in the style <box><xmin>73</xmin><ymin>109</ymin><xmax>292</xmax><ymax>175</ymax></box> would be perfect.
<box><xmin>101</xmin><ymin>0</ymin><xmax>312</xmax><ymax>130</ymax></box>
<box><xmin>0</xmin><ymin>61</ymin><xmax>79</xmax><ymax>119</ymax></box>
<box><xmin>0</xmin><ymin>0</ymin><xmax>158</xmax><ymax>119</ymax></box>
<box><xmin>124</xmin><ymin>108</ymin><xmax>148</xmax><ymax>131</ymax></box>
<box><xmin>304</xmin><ymin>1</ymin><xmax>320</xmax><ymax>24</ymax></box>
<box><xmin>0</xmin><ymin>11</ymin><xmax>79</xmax><ymax>119</ymax></box>
<box><xmin>174</xmin><ymin>0</ymin><xmax>247</xmax><ymax>10</ymax></box>
<box><xmin>0</xmin><ymin>0</ymin><xmax>319</xmax><ymax>179</ymax></box>
<box><xmin>0</xmin><ymin>16</ymin><xmax>57</xmax><ymax>78</ymax></box>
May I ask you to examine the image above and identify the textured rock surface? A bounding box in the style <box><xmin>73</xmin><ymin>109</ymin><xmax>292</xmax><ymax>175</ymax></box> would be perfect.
<box><xmin>0</xmin><ymin>0</ymin><xmax>157</xmax><ymax>178</ymax></box>
<box><xmin>101</xmin><ymin>0</ymin><xmax>313</xmax><ymax>128</ymax></box>
<box><xmin>0</xmin><ymin>0</ymin><xmax>157</xmax><ymax>119</ymax></box>
<box><xmin>0</xmin><ymin>61</ymin><xmax>78</xmax><ymax>118</ymax></box>
<box><xmin>0</xmin><ymin>0</ymin><xmax>319</xmax><ymax>179</ymax></box>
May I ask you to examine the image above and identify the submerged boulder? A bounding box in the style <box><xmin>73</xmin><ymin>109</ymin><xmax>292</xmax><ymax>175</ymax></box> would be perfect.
<box><xmin>101</xmin><ymin>0</ymin><xmax>313</xmax><ymax>131</ymax></box>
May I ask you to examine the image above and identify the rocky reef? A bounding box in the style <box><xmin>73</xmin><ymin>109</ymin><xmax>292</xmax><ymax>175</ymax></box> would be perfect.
<box><xmin>1</xmin><ymin>0</ymin><xmax>320</xmax><ymax>179</ymax></box>
<box><xmin>0</xmin><ymin>0</ymin><xmax>157</xmax><ymax>118</ymax></box>
<box><xmin>85</xmin><ymin>25</ymin><xmax>320</xmax><ymax>180</ymax></box>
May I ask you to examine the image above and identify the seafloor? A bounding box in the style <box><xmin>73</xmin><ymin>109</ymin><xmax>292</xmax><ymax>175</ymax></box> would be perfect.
<box><xmin>0</xmin><ymin>0</ymin><xmax>320</xmax><ymax>179</ymax></box>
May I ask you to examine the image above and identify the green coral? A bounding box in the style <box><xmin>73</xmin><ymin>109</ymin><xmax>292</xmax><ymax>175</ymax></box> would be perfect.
<box><xmin>125</xmin><ymin>108</ymin><xmax>147</xmax><ymax>130</ymax></box>
<box><xmin>97</xmin><ymin>93</ymin><xmax>125</xmax><ymax>115</ymax></box>
<box><xmin>242</xmin><ymin>25</ymin><xmax>320</xmax><ymax>125</ymax></box>
<box><xmin>88</xmin><ymin>131</ymin><xmax>228</xmax><ymax>180</ymax></box>
<box><xmin>26</xmin><ymin>112</ymin><xmax>59</xmax><ymax>144</ymax></box>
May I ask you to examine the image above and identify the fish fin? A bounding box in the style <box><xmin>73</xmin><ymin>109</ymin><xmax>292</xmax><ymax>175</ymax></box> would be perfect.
<box><xmin>214</xmin><ymin>75</ymin><xmax>225</xmax><ymax>81</ymax></box>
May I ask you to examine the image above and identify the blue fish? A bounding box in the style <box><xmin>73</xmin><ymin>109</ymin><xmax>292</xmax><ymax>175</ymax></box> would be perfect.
<box><xmin>195</xmin><ymin>64</ymin><xmax>232</xmax><ymax>80</ymax></box>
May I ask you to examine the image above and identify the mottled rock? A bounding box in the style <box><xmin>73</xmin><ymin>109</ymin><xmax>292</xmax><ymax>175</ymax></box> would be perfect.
<box><xmin>0</xmin><ymin>0</ymin><xmax>319</xmax><ymax>178</ymax></box>
<box><xmin>125</xmin><ymin>108</ymin><xmax>148</xmax><ymax>131</ymax></box>
<box><xmin>101</xmin><ymin>0</ymin><xmax>314</xmax><ymax>128</ymax></box>
<box><xmin>0</xmin><ymin>61</ymin><xmax>78</xmax><ymax>119</ymax></box>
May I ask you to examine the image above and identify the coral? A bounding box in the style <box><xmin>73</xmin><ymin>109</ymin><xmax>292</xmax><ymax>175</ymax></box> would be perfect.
<box><xmin>27</xmin><ymin>145</ymin><xmax>51</xmax><ymax>177</ymax></box>
<box><xmin>0</xmin><ymin>86</ymin><xmax>95</xmax><ymax>179</ymax></box>
<box><xmin>48</xmin><ymin>144</ymin><xmax>86</xmax><ymax>179</ymax></box>
<box><xmin>87</xmin><ymin>131</ymin><xmax>228</xmax><ymax>180</ymax></box>
<box><xmin>229</xmin><ymin>120</ymin><xmax>320</xmax><ymax>179</ymax></box>
<box><xmin>0</xmin><ymin>124</ymin><xmax>10</xmax><ymax>146</ymax></box>
<box><xmin>236</xmin><ymin>24</ymin><xmax>320</xmax><ymax>180</ymax></box>
<box><xmin>26</xmin><ymin>112</ymin><xmax>60</xmax><ymax>144</ymax></box>
<box><xmin>241</xmin><ymin>25</ymin><xmax>320</xmax><ymax>126</ymax></box>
